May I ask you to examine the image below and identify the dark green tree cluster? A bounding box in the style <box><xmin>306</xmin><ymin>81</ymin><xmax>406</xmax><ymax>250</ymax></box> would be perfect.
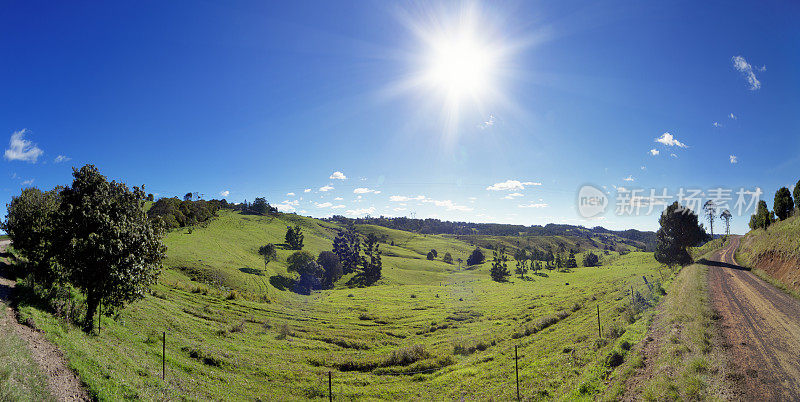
<box><xmin>466</xmin><ymin>247</ymin><xmax>485</xmax><ymax>266</ymax></box>
<box><xmin>655</xmin><ymin>202</ymin><xmax>707</xmax><ymax>267</ymax></box>
<box><xmin>513</xmin><ymin>249</ymin><xmax>528</xmax><ymax>279</ymax></box>
<box><xmin>333</xmin><ymin>226</ymin><xmax>361</xmax><ymax>274</ymax></box>
<box><xmin>250</xmin><ymin>197</ymin><xmax>278</xmax><ymax>216</ymax></box>
<box><xmin>284</xmin><ymin>225</ymin><xmax>304</xmax><ymax>250</ymax></box>
<box><xmin>443</xmin><ymin>252</ymin><xmax>453</xmax><ymax>264</ymax></box>
<box><xmin>749</xmin><ymin>200</ymin><xmax>775</xmax><ymax>230</ymax></box>
<box><xmin>147</xmin><ymin>197</ymin><xmax>223</xmax><ymax>228</ymax></box>
<box><xmin>582</xmin><ymin>252</ymin><xmax>600</xmax><ymax>267</ymax></box>
<box><xmin>565</xmin><ymin>250</ymin><xmax>578</xmax><ymax>269</ymax></box>
<box><xmin>773</xmin><ymin>187</ymin><xmax>793</xmax><ymax>221</ymax></box>
<box><xmin>361</xmin><ymin>234</ymin><xmax>382</xmax><ymax>284</ymax></box>
<box><xmin>286</xmin><ymin>251</ymin><xmax>323</xmax><ymax>294</ymax></box>
<box><xmin>330</xmin><ymin>226</ymin><xmax>382</xmax><ymax>286</ymax></box>
<box><xmin>2</xmin><ymin>165</ymin><xmax>166</xmax><ymax>331</ymax></box>
<box><xmin>490</xmin><ymin>248</ymin><xmax>510</xmax><ymax>282</ymax></box>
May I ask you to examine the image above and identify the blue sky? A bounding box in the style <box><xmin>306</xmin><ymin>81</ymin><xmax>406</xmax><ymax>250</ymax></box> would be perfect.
<box><xmin>2</xmin><ymin>0</ymin><xmax>799</xmax><ymax>234</ymax></box>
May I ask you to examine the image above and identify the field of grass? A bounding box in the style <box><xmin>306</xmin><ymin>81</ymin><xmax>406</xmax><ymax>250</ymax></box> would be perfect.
<box><xmin>13</xmin><ymin>211</ymin><xmax>669</xmax><ymax>400</ymax></box>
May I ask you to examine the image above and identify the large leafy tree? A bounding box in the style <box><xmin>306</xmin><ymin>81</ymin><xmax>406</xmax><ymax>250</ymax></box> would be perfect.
<box><xmin>55</xmin><ymin>165</ymin><xmax>166</xmax><ymax>330</ymax></box>
<box><xmin>2</xmin><ymin>187</ymin><xmax>62</xmax><ymax>283</ymax></box>
<box><xmin>286</xmin><ymin>251</ymin><xmax>323</xmax><ymax>294</ymax></box>
<box><xmin>466</xmin><ymin>247</ymin><xmax>485</xmax><ymax>266</ymax></box>
<box><xmin>317</xmin><ymin>251</ymin><xmax>342</xmax><ymax>289</ymax></box>
<box><xmin>773</xmin><ymin>187</ymin><xmax>793</xmax><ymax>221</ymax></box>
<box><xmin>654</xmin><ymin>202</ymin><xmax>707</xmax><ymax>267</ymax></box>
<box><xmin>749</xmin><ymin>200</ymin><xmax>773</xmax><ymax>230</ymax></box>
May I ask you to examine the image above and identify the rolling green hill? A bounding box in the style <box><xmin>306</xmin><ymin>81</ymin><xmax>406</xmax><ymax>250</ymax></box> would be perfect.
<box><xmin>737</xmin><ymin>215</ymin><xmax>800</xmax><ymax>295</ymax></box>
<box><xmin>15</xmin><ymin>210</ymin><xmax>670</xmax><ymax>400</ymax></box>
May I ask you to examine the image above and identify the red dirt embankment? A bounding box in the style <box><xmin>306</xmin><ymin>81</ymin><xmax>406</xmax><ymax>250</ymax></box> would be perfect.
<box><xmin>748</xmin><ymin>251</ymin><xmax>800</xmax><ymax>293</ymax></box>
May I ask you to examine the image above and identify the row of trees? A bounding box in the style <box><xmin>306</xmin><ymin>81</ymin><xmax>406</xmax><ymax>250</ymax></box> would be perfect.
<box><xmin>2</xmin><ymin>165</ymin><xmax>166</xmax><ymax>331</ymax></box>
<box><xmin>748</xmin><ymin>181</ymin><xmax>800</xmax><ymax>230</ymax></box>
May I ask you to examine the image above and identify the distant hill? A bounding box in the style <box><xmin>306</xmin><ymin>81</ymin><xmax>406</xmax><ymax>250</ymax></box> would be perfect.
<box><xmin>325</xmin><ymin>215</ymin><xmax>656</xmax><ymax>251</ymax></box>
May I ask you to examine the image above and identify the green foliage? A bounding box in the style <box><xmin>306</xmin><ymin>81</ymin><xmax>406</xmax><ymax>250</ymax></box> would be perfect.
<box><xmin>655</xmin><ymin>202</ymin><xmax>707</xmax><ymax>267</ymax></box>
<box><xmin>442</xmin><ymin>252</ymin><xmax>453</xmax><ymax>264</ymax></box>
<box><xmin>702</xmin><ymin>200</ymin><xmax>716</xmax><ymax>237</ymax></box>
<box><xmin>361</xmin><ymin>233</ymin><xmax>382</xmax><ymax>284</ymax></box>
<box><xmin>250</xmin><ymin>197</ymin><xmax>277</xmax><ymax>216</ymax></box>
<box><xmin>258</xmin><ymin>243</ymin><xmax>277</xmax><ymax>269</ymax></box>
<box><xmin>426</xmin><ymin>250</ymin><xmax>435</xmax><ymax>260</ymax></box>
<box><xmin>490</xmin><ymin>248</ymin><xmax>509</xmax><ymax>282</ymax></box>
<box><xmin>284</xmin><ymin>225</ymin><xmax>304</xmax><ymax>250</ymax></box>
<box><xmin>466</xmin><ymin>247</ymin><xmax>485</xmax><ymax>266</ymax></box>
<box><xmin>55</xmin><ymin>165</ymin><xmax>166</xmax><ymax>329</ymax></box>
<box><xmin>286</xmin><ymin>251</ymin><xmax>322</xmax><ymax>294</ymax></box>
<box><xmin>773</xmin><ymin>187</ymin><xmax>793</xmax><ymax>221</ymax></box>
<box><xmin>583</xmin><ymin>252</ymin><xmax>600</xmax><ymax>267</ymax></box>
<box><xmin>1</xmin><ymin>186</ymin><xmax>62</xmax><ymax>283</ymax></box>
<box><xmin>565</xmin><ymin>250</ymin><xmax>578</xmax><ymax>269</ymax></box>
<box><xmin>794</xmin><ymin>180</ymin><xmax>800</xmax><ymax>211</ymax></box>
<box><xmin>333</xmin><ymin>226</ymin><xmax>360</xmax><ymax>274</ymax></box>
<box><xmin>317</xmin><ymin>251</ymin><xmax>342</xmax><ymax>288</ymax></box>
<box><xmin>749</xmin><ymin>200</ymin><xmax>773</xmax><ymax>230</ymax></box>
<box><xmin>147</xmin><ymin>197</ymin><xmax>221</xmax><ymax>228</ymax></box>
<box><xmin>719</xmin><ymin>209</ymin><xmax>732</xmax><ymax>236</ymax></box>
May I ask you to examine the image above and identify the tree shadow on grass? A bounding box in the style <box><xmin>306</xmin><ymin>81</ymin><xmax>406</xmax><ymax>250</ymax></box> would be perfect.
<box><xmin>269</xmin><ymin>275</ymin><xmax>295</xmax><ymax>291</ymax></box>
<box><xmin>532</xmin><ymin>272</ymin><xmax>549</xmax><ymax>278</ymax></box>
<box><xmin>239</xmin><ymin>268</ymin><xmax>265</xmax><ymax>276</ymax></box>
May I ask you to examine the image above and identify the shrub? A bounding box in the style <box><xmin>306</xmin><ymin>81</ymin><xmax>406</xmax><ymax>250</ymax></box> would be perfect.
<box><xmin>385</xmin><ymin>344</ymin><xmax>430</xmax><ymax>366</ymax></box>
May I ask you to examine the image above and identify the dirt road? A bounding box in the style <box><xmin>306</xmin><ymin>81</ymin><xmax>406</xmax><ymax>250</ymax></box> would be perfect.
<box><xmin>0</xmin><ymin>241</ymin><xmax>89</xmax><ymax>401</ymax></box>
<box><xmin>707</xmin><ymin>236</ymin><xmax>800</xmax><ymax>400</ymax></box>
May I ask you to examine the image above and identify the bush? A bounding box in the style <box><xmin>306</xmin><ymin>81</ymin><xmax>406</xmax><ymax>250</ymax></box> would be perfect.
<box><xmin>385</xmin><ymin>344</ymin><xmax>431</xmax><ymax>366</ymax></box>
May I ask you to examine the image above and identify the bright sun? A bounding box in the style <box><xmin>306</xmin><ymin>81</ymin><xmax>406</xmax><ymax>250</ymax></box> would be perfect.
<box><xmin>423</xmin><ymin>31</ymin><xmax>496</xmax><ymax>102</ymax></box>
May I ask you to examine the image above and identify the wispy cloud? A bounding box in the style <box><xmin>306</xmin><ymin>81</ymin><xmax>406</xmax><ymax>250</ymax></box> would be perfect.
<box><xmin>345</xmin><ymin>207</ymin><xmax>376</xmax><ymax>216</ymax></box>
<box><xmin>486</xmin><ymin>180</ymin><xmax>542</xmax><ymax>191</ymax></box>
<box><xmin>730</xmin><ymin>155</ymin><xmax>738</xmax><ymax>164</ymax></box>
<box><xmin>304</xmin><ymin>188</ymin><xmax>312</xmax><ymax>193</ymax></box>
<box><xmin>712</xmin><ymin>122</ymin><xmax>722</xmax><ymax>128</ymax></box>
<box><xmin>354</xmin><ymin>187</ymin><xmax>380</xmax><ymax>194</ymax></box>
<box><xmin>623</xmin><ymin>175</ymin><xmax>634</xmax><ymax>182</ymax></box>
<box><xmin>422</xmin><ymin>199</ymin><xmax>473</xmax><ymax>211</ymax></box>
<box><xmin>54</xmin><ymin>155</ymin><xmax>71</xmax><ymax>163</ymax></box>
<box><xmin>219</xmin><ymin>190</ymin><xmax>230</xmax><ymax>197</ymax></box>
<box><xmin>655</xmin><ymin>132</ymin><xmax>687</xmax><ymax>148</ymax></box>
<box><xmin>502</xmin><ymin>192</ymin><xmax>524</xmax><ymax>199</ymax></box>
<box><xmin>670</xmin><ymin>153</ymin><xmax>678</xmax><ymax>158</ymax></box>
<box><xmin>4</xmin><ymin>129</ymin><xmax>43</xmax><ymax>163</ymax></box>
<box><xmin>286</xmin><ymin>192</ymin><xmax>295</xmax><ymax>196</ymax></box>
<box><xmin>316</xmin><ymin>202</ymin><xmax>333</xmax><ymax>208</ymax></box>
<box><xmin>319</xmin><ymin>185</ymin><xmax>334</xmax><ymax>192</ymax></box>
<box><xmin>275</xmin><ymin>202</ymin><xmax>296</xmax><ymax>212</ymax></box>
<box><xmin>732</xmin><ymin>55</ymin><xmax>762</xmax><ymax>90</ymax></box>
<box><xmin>649</xmin><ymin>149</ymin><xmax>659</xmax><ymax>156</ymax></box>
<box><xmin>518</xmin><ymin>203</ymin><xmax>548</xmax><ymax>208</ymax></box>
<box><xmin>329</xmin><ymin>171</ymin><xmax>347</xmax><ymax>180</ymax></box>
<box><xmin>331</xmin><ymin>204</ymin><xmax>346</xmax><ymax>209</ymax></box>
<box><xmin>479</xmin><ymin>114</ymin><xmax>495</xmax><ymax>129</ymax></box>
<box><xmin>389</xmin><ymin>195</ymin><xmax>425</xmax><ymax>202</ymax></box>
<box><xmin>729</xmin><ymin>113</ymin><xmax>737</xmax><ymax>120</ymax></box>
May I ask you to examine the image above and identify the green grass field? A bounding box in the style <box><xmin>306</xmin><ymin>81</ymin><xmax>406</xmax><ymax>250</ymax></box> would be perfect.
<box><xmin>0</xmin><ymin>302</ymin><xmax>54</xmax><ymax>401</ymax></box>
<box><xmin>15</xmin><ymin>211</ymin><xmax>668</xmax><ymax>400</ymax></box>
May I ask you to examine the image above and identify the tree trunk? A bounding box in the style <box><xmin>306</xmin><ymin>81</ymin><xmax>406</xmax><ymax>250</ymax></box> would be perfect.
<box><xmin>84</xmin><ymin>290</ymin><xmax>99</xmax><ymax>332</ymax></box>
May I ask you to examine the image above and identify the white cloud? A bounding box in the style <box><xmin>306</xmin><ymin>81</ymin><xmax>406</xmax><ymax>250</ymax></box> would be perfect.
<box><xmin>655</xmin><ymin>132</ymin><xmax>687</xmax><ymax>148</ymax></box>
<box><xmin>670</xmin><ymin>153</ymin><xmax>678</xmax><ymax>158</ymax></box>
<box><xmin>331</xmin><ymin>204</ymin><xmax>346</xmax><ymax>209</ymax></box>
<box><xmin>486</xmin><ymin>180</ymin><xmax>542</xmax><ymax>191</ymax></box>
<box><xmin>316</xmin><ymin>202</ymin><xmax>333</xmax><ymax>208</ymax></box>
<box><xmin>319</xmin><ymin>185</ymin><xmax>334</xmax><ymax>192</ymax></box>
<box><xmin>354</xmin><ymin>187</ymin><xmax>380</xmax><ymax>194</ymax></box>
<box><xmin>20</xmin><ymin>178</ymin><xmax>34</xmax><ymax>186</ymax></box>
<box><xmin>480</xmin><ymin>114</ymin><xmax>496</xmax><ymax>129</ymax></box>
<box><xmin>640</xmin><ymin>166</ymin><xmax>646</xmax><ymax>171</ymax></box>
<box><xmin>219</xmin><ymin>190</ymin><xmax>230</xmax><ymax>197</ymax></box>
<box><xmin>649</xmin><ymin>149</ymin><xmax>660</xmax><ymax>156</ymax></box>
<box><xmin>345</xmin><ymin>207</ymin><xmax>376</xmax><ymax>216</ymax></box>
<box><xmin>730</xmin><ymin>155</ymin><xmax>738</xmax><ymax>164</ymax></box>
<box><xmin>729</xmin><ymin>113</ymin><xmax>737</xmax><ymax>120</ymax></box>
<box><xmin>389</xmin><ymin>195</ymin><xmax>425</xmax><ymax>202</ymax></box>
<box><xmin>54</xmin><ymin>155</ymin><xmax>71</xmax><ymax>163</ymax></box>
<box><xmin>329</xmin><ymin>171</ymin><xmax>347</xmax><ymax>180</ymax></box>
<box><xmin>518</xmin><ymin>203</ymin><xmax>548</xmax><ymax>208</ymax></box>
<box><xmin>283</xmin><ymin>199</ymin><xmax>300</xmax><ymax>206</ymax></box>
<box><xmin>502</xmin><ymin>192</ymin><xmax>524</xmax><ymax>200</ymax></box>
<box><xmin>304</xmin><ymin>188</ymin><xmax>312</xmax><ymax>193</ymax></box>
<box><xmin>712</xmin><ymin>122</ymin><xmax>722</xmax><ymax>128</ymax></box>
<box><xmin>623</xmin><ymin>175</ymin><xmax>634</xmax><ymax>182</ymax></box>
<box><xmin>423</xmin><ymin>199</ymin><xmax>473</xmax><ymax>211</ymax></box>
<box><xmin>334</xmin><ymin>197</ymin><xmax>343</xmax><ymax>201</ymax></box>
<box><xmin>393</xmin><ymin>207</ymin><xmax>407</xmax><ymax>212</ymax></box>
<box><xmin>4</xmin><ymin>129</ymin><xmax>43</xmax><ymax>163</ymax></box>
<box><xmin>275</xmin><ymin>202</ymin><xmax>296</xmax><ymax>213</ymax></box>
<box><xmin>286</xmin><ymin>192</ymin><xmax>295</xmax><ymax>197</ymax></box>
<box><xmin>732</xmin><ymin>55</ymin><xmax>762</xmax><ymax>90</ymax></box>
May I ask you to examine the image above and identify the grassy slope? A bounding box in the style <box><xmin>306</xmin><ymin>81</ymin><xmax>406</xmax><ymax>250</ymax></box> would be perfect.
<box><xmin>736</xmin><ymin>215</ymin><xmax>800</xmax><ymax>297</ymax></box>
<box><xmin>16</xmin><ymin>211</ymin><xmax>667</xmax><ymax>400</ymax></box>
<box><xmin>0</xmin><ymin>304</ymin><xmax>54</xmax><ymax>401</ymax></box>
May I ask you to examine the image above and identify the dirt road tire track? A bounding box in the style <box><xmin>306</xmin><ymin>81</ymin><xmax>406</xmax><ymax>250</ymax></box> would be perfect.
<box><xmin>0</xmin><ymin>240</ymin><xmax>90</xmax><ymax>401</ymax></box>
<box><xmin>708</xmin><ymin>236</ymin><xmax>800</xmax><ymax>400</ymax></box>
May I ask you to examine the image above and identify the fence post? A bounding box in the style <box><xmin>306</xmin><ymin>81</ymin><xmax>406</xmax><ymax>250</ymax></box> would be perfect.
<box><xmin>597</xmin><ymin>305</ymin><xmax>601</xmax><ymax>338</ymax></box>
<box><xmin>515</xmin><ymin>345</ymin><xmax>520</xmax><ymax>401</ymax></box>
<box><xmin>162</xmin><ymin>332</ymin><xmax>166</xmax><ymax>380</ymax></box>
<box><xmin>328</xmin><ymin>371</ymin><xmax>332</xmax><ymax>402</ymax></box>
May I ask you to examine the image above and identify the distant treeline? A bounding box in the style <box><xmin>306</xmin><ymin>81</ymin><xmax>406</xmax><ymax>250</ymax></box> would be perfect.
<box><xmin>325</xmin><ymin>215</ymin><xmax>656</xmax><ymax>251</ymax></box>
<box><xmin>148</xmin><ymin>196</ymin><xmax>277</xmax><ymax>229</ymax></box>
